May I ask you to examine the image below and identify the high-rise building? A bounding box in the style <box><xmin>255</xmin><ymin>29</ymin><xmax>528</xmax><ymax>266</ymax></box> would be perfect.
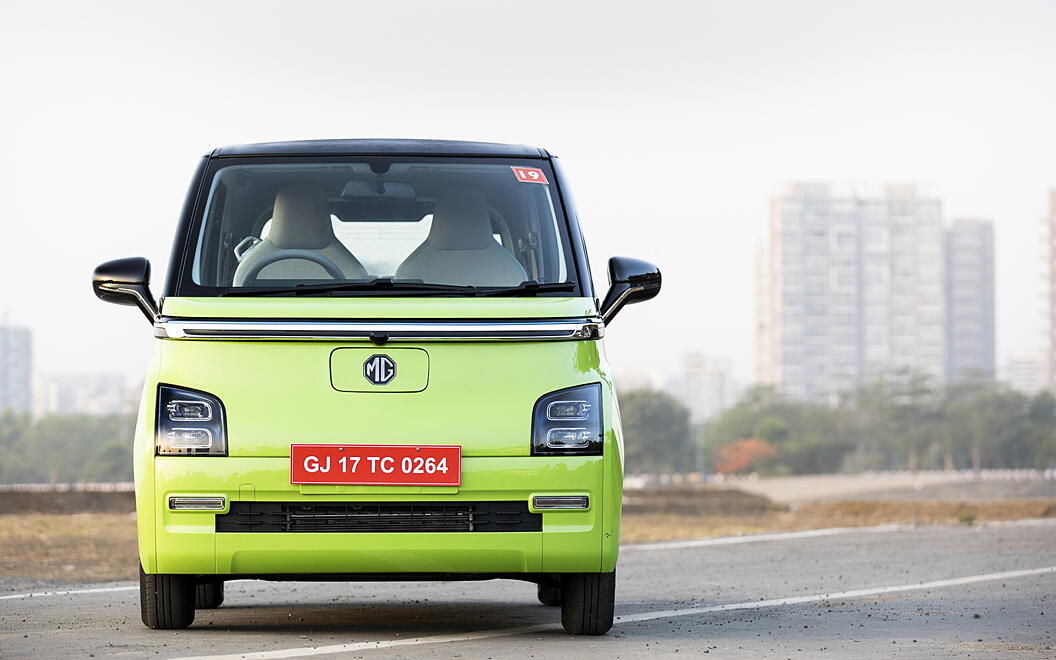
<box><xmin>759</xmin><ymin>186</ymin><xmax>996</xmax><ymax>401</ymax></box>
<box><xmin>758</xmin><ymin>184</ymin><xmax>947</xmax><ymax>402</ymax></box>
<box><xmin>0</xmin><ymin>324</ymin><xmax>32</xmax><ymax>412</ymax></box>
<box><xmin>759</xmin><ymin>186</ymin><xmax>998</xmax><ymax>399</ymax></box>
<box><xmin>32</xmin><ymin>373</ymin><xmax>138</xmax><ymax>417</ymax></box>
<box><xmin>677</xmin><ymin>353</ymin><xmax>731</xmax><ymax>424</ymax></box>
<box><xmin>946</xmin><ymin>218</ymin><xmax>996</xmax><ymax>381</ymax></box>
<box><xmin>613</xmin><ymin>368</ymin><xmax>666</xmax><ymax>393</ymax></box>
<box><xmin>1002</xmin><ymin>352</ymin><xmax>1048</xmax><ymax>395</ymax></box>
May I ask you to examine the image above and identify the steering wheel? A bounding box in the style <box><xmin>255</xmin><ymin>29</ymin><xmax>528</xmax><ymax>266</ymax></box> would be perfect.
<box><xmin>240</xmin><ymin>249</ymin><xmax>345</xmax><ymax>286</ymax></box>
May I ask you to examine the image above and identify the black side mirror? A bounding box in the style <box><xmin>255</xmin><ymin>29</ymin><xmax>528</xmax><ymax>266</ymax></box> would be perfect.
<box><xmin>598</xmin><ymin>256</ymin><xmax>661</xmax><ymax>324</ymax></box>
<box><xmin>92</xmin><ymin>257</ymin><xmax>159</xmax><ymax>323</ymax></box>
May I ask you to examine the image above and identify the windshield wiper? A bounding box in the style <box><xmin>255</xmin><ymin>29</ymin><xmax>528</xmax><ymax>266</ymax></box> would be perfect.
<box><xmin>476</xmin><ymin>281</ymin><xmax>577</xmax><ymax>297</ymax></box>
<box><xmin>221</xmin><ymin>278</ymin><xmax>479</xmax><ymax>297</ymax></box>
<box><xmin>221</xmin><ymin>278</ymin><xmax>577</xmax><ymax>298</ymax></box>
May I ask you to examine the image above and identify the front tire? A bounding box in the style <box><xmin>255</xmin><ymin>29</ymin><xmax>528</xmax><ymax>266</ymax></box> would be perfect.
<box><xmin>195</xmin><ymin>579</ymin><xmax>224</xmax><ymax>609</ymax></box>
<box><xmin>560</xmin><ymin>571</ymin><xmax>615</xmax><ymax>635</ymax></box>
<box><xmin>140</xmin><ymin>564</ymin><xmax>195</xmax><ymax>629</ymax></box>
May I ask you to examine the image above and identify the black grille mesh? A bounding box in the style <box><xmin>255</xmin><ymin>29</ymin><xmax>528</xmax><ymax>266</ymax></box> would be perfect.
<box><xmin>215</xmin><ymin>501</ymin><xmax>541</xmax><ymax>533</ymax></box>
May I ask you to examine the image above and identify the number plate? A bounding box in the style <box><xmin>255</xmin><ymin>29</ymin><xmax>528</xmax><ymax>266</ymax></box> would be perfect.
<box><xmin>290</xmin><ymin>444</ymin><xmax>461</xmax><ymax>486</ymax></box>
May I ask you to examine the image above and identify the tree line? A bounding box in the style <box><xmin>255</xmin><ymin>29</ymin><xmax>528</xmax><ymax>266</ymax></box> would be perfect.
<box><xmin>619</xmin><ymin>370</ymin><xmax>1056</xmax><ymax>475</ymax></box>
<box><xmin>0</xmin><ymin>411</ymin><xmax>135</xmax><ymax>484</ymax></box>
<box><xmin>3</xmin><ymin>369</ymin><xmax>1055</xmax><ymax>483</ymax></box>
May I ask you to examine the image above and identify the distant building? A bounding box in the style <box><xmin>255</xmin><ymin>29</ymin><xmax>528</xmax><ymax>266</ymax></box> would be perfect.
<box><xmin>33</xmin><ymin>373</ymin><xmax>138</xmax><ymax>417</ymax></box>
<box><xmin>677</xmin><ymin>353</ymin><xmax>731</xmax><ymax>424</ymax></box>
<box><xmin>1002</xmin><ymin>353</ymin><xmax>1048</xmax><ymax>395</ymax></box>
<box><xmin>614</xmin><ymin>369</ymin><xmax>667</xmax><ymax>393</ymax></box>
<box><xmin>946</xmin><ymin>218</ymin><xmax>996</xmax><ymax>381</ymax></box>
<box><xmin>758</xmin><ymin>184</ymin><xmax>996</xmax><ymax>401</ymax></box>
<box><xmin>758</xmin><ymin>184</ymin><xmax>947</xmax><ymax>402</ymax></box>
<box><xmin>0</xmin><ymin>325</ymin><xmax>32</xmax><ymax>413</ymax></box>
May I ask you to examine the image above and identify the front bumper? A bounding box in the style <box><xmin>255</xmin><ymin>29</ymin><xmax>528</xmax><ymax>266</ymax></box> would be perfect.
<box><xmin>141</xmin><ymin>455</ymin><xmax>618</xmax><ymax>575</ymax></box>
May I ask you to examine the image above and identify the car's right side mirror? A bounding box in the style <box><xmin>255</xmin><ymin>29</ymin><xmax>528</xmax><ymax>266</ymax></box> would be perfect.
<box><xmin>598</xmin><ymin>256</ymin><xmax>661</xmax><ymax>324</ymax></box>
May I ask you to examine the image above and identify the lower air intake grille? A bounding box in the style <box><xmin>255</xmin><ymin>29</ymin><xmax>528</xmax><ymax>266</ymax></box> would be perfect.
<box><xmin>215</xmin><ymin>501</ymin><xmax>541</xmax><ymax>533</ymax></box>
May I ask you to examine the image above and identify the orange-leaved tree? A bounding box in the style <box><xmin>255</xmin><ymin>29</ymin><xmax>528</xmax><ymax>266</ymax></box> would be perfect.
<box><xmin>714</xmin><ymin>437</ymin><xmax>779</xmax><ymax>475</ymax></box>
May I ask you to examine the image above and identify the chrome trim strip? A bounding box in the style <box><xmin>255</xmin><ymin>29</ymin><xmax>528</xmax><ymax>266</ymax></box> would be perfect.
<box><xmin>532</xmin><ymin>495</ymin><xmax>590</xmax><ymax>510</ymax></box>
<box><xmin>154</xmin><ymin>318</ymin><xmax>604</xmax><ymax>341</ymax></box>
<box><xmin>601</xmin><ymin>285</ymin><xmax>648</xmax><ymax>324</ymax></box>
<box><xmin>168</xmin><ymin>496</ymin><xmax>226</xmax><ymax>511</ymax></box>
<box><xmin>98</xmin><ymin>282</ymin><xmax>160</xmax><ymax>322</ymax></box>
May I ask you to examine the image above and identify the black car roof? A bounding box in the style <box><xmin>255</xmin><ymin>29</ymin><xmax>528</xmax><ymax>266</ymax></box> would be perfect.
<box><xmin>212</xmin><ymin>139</ymin><xmax>548</xmax><ymax>158</ymax></box>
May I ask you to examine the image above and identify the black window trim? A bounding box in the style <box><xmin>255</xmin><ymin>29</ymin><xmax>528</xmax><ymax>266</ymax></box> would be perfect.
<box><xmin>164</xmin><ymin>154</ymin><xmax>593</xmax><ymax>300</ymax></box>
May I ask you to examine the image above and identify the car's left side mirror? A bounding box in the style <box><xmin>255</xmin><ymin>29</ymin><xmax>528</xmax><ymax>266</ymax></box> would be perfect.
<box><xmin>92</xmin><ymin>257</ymin><xmax>159</xmax><ymax>323</ymax></box>
<box><xmin>598</xmin><ymin>256</ymin><xmax>661</xmax><ymax>324</ymax></box>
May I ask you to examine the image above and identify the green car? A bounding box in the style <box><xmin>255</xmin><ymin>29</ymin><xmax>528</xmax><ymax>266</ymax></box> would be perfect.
<box><xmin>92</xmin><ymin>139</ymin><xmax>660</xmax><ymax>635</ymax></box>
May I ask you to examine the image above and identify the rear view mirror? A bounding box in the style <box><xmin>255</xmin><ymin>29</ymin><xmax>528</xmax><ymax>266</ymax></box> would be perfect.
<box><xmin>92</xmin><ymin>257</ymin><xmax>159</xmax><ymax>323</ymax></box>
<box><xmin>598</xmin><ymin>256</ymin><xmax>661</xmax><ymax>324</ymax></box>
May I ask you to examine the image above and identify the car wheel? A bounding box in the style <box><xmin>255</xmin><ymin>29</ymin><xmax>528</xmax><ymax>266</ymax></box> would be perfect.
<box><xmin>537</xmin><ymin>580</ymin><xmax>563</xmax><ymax>606</ymax></box>
<box><xmin>195</xmin><ymin>579</ymin><xmax>224</xmax><ymax>609</ymax></box>
<box><xmin>560</xmin><ymin>571</ymin><xmax>615</xmax><ymax>635</ymax></box>
<box><xmin>140</xmin><ymin>564</ymin><xmax>195</xmax><ymax>629</ymax></box>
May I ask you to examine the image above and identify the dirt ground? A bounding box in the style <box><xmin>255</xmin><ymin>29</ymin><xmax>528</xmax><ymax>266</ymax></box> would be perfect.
<box><xmin>619</xmin><ymin>499</ymin><xmax>1056</xmax><ymax>543</ymax></box>
<box><xmin>3</xmin><ymin>499</ymin><xmax>1054</xmax><ymax>582</ymax></box>
<box><xmin>0</xmin><ymin>512</ymin><xmax>138</xmax><ymax>582</ymax></box>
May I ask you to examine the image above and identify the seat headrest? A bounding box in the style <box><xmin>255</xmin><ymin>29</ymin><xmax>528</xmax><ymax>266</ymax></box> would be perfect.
<box><xmin>269</xmin><ymin>183</ymin><xmax>334</xmax><ymax>250</ymax></box>
<box><xmin>427</xmin><ymin>186</ymin><xmax>494</xmax><ymax>251</ymax></box>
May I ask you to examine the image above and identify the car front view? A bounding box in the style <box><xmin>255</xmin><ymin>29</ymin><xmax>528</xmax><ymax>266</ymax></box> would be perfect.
<box><xmin>92</xmin><ymin>139</ymin><xmax>660</xmax><ymax>635</ymax></box>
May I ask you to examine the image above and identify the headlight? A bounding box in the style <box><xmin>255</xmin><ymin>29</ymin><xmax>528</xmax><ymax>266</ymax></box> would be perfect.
<box><xmin>156</xmin><ymin>385</ymin><xmax>227</xmax><ymax>455</ymax></box>
<box><xmin>531</xmin><ymin>383</ymin><xmax>602</xmax><ymax>455</ymax></box>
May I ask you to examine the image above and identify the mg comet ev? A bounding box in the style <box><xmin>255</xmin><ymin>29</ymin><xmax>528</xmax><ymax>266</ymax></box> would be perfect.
<box><xmin>93</xmin><ymin>139</ymin><xmax>661</xmax><ymax>635</ymax></box>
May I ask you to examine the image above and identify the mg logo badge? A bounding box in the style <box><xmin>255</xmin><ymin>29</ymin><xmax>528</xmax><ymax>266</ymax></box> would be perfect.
<box><xmin>364</xmin><ymin>354</ymin><xmax>396</xmax><ymax>385</ymax></box>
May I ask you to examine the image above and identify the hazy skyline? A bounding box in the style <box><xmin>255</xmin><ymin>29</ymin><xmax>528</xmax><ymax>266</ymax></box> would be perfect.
<box><xmin>2</xmin><ymin>0</ymin><xmax>1055</xmax><ymax>383</ymax></box>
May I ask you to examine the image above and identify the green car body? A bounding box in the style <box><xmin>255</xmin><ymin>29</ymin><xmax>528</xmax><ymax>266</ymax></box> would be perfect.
<box><xmin>94</xmin><ymin>140</ymin><xmax>660</xmax><ymax>634</ymax></box>
<box><xmin>136</xmin><ymin>298</ymin><xmax>622</xmax><ymax>576</ymax></box>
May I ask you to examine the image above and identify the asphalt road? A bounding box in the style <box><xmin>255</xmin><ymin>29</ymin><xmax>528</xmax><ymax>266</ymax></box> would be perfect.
<box><xmin>2</xmin><ymin>521</ymin><xmax>1054</xmax><ymax>658</ymax></box>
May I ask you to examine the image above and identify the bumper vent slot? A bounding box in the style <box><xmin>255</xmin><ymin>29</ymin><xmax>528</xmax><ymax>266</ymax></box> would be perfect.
<box><xmin>216</xmin><ymin>501</ymin><xmax>541</xmax><ymax>533</ymax></box>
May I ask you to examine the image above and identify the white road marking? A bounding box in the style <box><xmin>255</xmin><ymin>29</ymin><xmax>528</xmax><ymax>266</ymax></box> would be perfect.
<box><xmin>4</xmin><ymin>519</ymin><xmax>1054</xmax><ymax>602</ymax></box>
<box><xmin>615</xmin><ymin>565</ymin><xmax>1056</xmax><ymax>622</ymax></box>
<box><xmin>977</xmin><ymin>517</ymin><xmax>1056</xmax><ymax>529</ymax></box>
<box><xmin>174</xmin><ymin>624</ymin><xmax>555</xmax><ymax>660</ymax></box>
<box><xmin>623</xmin><ymin>517</ymin><xmax>1056</xmax><ymax>552</ymax></box>
<box><xmin>622</xmin><ymin>523</ymin><xmax>911</xmax><ymax>552</ymax></box>
<box><xmin>169</xmin><ymin>565</ymin><xmax>1056</xmax><ymax>660</ymax></box>
<box><xmin>0</xmin><ymin>585</ymin><xmax>137</xmax><ymax>601</ymax></box>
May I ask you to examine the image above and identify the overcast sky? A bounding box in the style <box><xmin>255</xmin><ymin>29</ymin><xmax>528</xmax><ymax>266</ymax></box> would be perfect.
<box><xmin>2</xmin><ymin>0</ymin><xmax>1054</xmax><ymax>384</ymax></box>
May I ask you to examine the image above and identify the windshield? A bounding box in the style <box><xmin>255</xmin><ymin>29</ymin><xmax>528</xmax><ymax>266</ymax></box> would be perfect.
<box><xmin>180</xmin><ymin>158</ymin><xmax>579</xmax><ymax>296</ymax></box>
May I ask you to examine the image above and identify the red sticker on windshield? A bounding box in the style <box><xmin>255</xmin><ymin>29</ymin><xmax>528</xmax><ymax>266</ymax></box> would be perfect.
<box><xmin>511</xmin><ymin>166</ymin><xmax>549</xmax><ymax>184</ymax></box>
